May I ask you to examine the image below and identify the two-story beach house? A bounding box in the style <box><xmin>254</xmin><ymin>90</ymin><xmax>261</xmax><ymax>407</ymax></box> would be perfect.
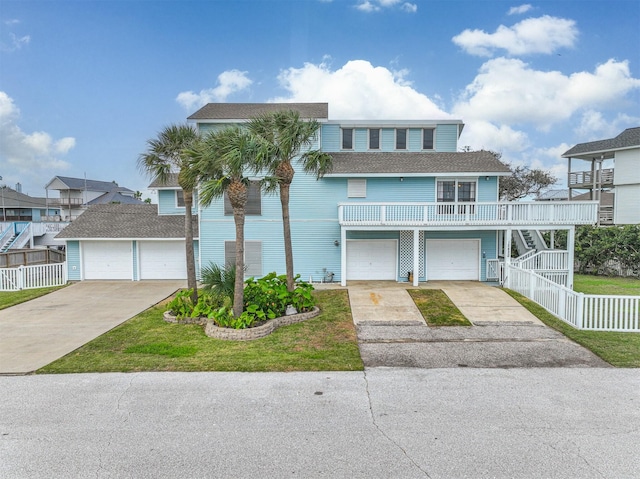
<box><xmin>563</xmin><ymin>127</ymin><xmax>640</xmax><ymax>225</ymax></box>
<box><xmin>58</xmin><ymin>103</ymin><xmax>597</xmax><ymax>287</ymax></box>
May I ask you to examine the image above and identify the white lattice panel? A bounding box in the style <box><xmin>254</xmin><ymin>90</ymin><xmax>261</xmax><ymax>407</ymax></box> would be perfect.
<box><xmin>399</xmin><ymin>231</ymin><xmax>424</xmax><ymax>279</ymax></box>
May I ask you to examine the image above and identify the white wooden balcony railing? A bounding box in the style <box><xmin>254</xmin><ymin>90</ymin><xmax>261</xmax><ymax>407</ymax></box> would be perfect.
<box><xmin>338</xmin><ymin>201</ymin><xmax>598</xmax><ymax>227</ymax></box>
<box><xmin>569</xmin><ymin>168</ymin><xmax>614</xmax><ymax>187</ymax></box>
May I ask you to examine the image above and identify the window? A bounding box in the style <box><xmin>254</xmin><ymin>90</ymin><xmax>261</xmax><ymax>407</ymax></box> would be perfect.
<box><xmin>342</xmin><ymin>128</ymin><xmax>353</xmax><ymax>149</ymax></box>
<box><xmin>176</xmin><ymin>190</ymin><xmax>185</xmax><ymax>208</ymax></box>
<box><xmin>396</xmin><ymin>128</ymin><xmax>407</xmax><ymax>150</ymax></box>
<box><xmin>437</xmin><ymin>179</ymin><xmax>477</xmax><ymax>214</ymax></box>
<box><xmin>423</xmin><ymin>128</ymin><xmax>435</xmax><ymax>150</ymax></box>
<box><xmin>224</xmin><ymin>181</ymin><xmax>261</xmax><ymax>215</ymax></box>
<box><xmin>369</xmin><ymin>129</ymin><xmax>380</xmax><ymax>149</ymax></box>
<box><xmin>348</xmin><ymin>179</ymin><xmax>367</xmax><ymax>198</ymax></box>
<box><xmin>225</xmin><ymin>240</ymin><xmax>262</xmax><ymax>277</ymax></box>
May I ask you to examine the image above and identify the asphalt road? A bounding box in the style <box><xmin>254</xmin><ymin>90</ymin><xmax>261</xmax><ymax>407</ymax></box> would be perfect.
<box><xmin>1</xmin><ymin>369</ymin><xmax>638</xmax><ymax>478</ymax></box>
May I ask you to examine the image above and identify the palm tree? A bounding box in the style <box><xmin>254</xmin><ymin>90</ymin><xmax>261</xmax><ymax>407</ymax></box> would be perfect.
<box><xmin>248</xmin><ymin>109</ymin><xmax>333</xmax><ymax>291</ymax></box>
<box><xmin>189</xmin><ymin>126</ymin><xmax>268</xmax><ymax>317</ymax></box>
<box><xmin>138</xmin><ymin>124</ymin><xmax>199</xmax><ymax>303</ymax></box>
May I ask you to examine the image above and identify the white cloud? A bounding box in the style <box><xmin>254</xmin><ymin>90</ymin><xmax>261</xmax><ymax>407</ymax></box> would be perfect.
<box><xmin>176</xmin><ymin>70</ymin><xmax>253</xmax><ymax>110</ymax></box>
<box><xmin>271</xmin><ymin>59</ymin><xmax>451</xmax><ymax>119</ymax></box>
<box><xmin>355</xmin><ymin>0</ymin><xmax>416</xmax><ymax>13</ymax></box>
<box><xmin>1</xmin><ymin>32</ymin><xmax>30</xmax><ymax>52</ymax></box>
<box><xmin>575</xmin><ymin>110</ymin><xmax>640</xmax><ymax>141</ymax></box>
<box><xmin>508</xmin><ymin>4</ymin><xmax>533</xmax><ymax>15</ymax></box>
<box><xmin>452</xmin><ymin>15</ymin><xmax>577</xmax><ymax>56</ymax></box>
<box><xmin>0</xmin><ymin>92</ymin><xmax>74</xmax><ymax>186</ymax></box>
<box><xmin>453</xmin><ymin>58</ymin><xmax>640</xmax><ymax>131</ymax></box>
<box><xmin>458</xmin><ymin>121</ymin><xmax>530</xmax><ymax>155</ymax></box>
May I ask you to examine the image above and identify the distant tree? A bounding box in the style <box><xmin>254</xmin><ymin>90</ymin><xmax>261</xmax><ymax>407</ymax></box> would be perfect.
<box><xmin>138</xmin><ymin>124</ymin><xmax>200</xmax><ymax>303</ymax></box>
<box><xmin>491</xmin><ymin>151</ymin><xmax>557</xmax><ymax>201</ymax></box>
<box><xmin>144</xmin><ymin>198</ymin><xmax>152</xmax><ymax>204</ymax></box>
<box><xmin>133</xmin><ymin>190</ymin><xmax>143</xmax><ymax>200</ymax></box>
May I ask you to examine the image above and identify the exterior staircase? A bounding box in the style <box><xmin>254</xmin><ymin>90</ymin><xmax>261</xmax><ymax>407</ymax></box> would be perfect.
<box><xmin>514</xmin><ymin>229</ymin><xmax>549</xmax><ymax>257</ymax></box>
<box><xmin>0</xmin><ymin>222</ymin><xmax>32</xmax><ymax>252</ymax></box>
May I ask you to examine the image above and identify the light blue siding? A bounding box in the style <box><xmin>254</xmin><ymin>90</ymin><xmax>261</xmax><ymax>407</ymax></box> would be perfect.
<box><xmin>424</xmin><ymin>230</ymin><xmax>497</xmax><ymax>281</ymax></box>
<box><xmin>435</xmin><ymin>124</ymin><xmax>459</xmax><ymax>152</ymax></box>
<box><xmin>321</xmin><ymin>124</ymin><xmax>340</xmax><ymax>150</ymax></box>
<box><xmin>322</xmin><ymin>123</ymin><xmax>460</xmax><ymax>152</ymax></box>
<box><xmin>157</xmin><ymin>189</ymin><xmax>197</xmax><ymax>215</ymax></box>
<box><xmin>478</xmin><ymin>177</ymin><xmax>499</xmax><ymax>202</ymax></box>
<box><xmin>66</xmin><ymin>240</ymin><xmax>81</xmax><ymax>281</ymax></box>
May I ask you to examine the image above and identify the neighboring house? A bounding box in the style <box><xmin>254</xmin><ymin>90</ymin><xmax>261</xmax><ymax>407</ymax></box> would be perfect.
<box><xmin>60</xmin><ymin>103</ymin><xmax>597</xmax><ymax>287</ymax></box>
<box><xmin>563</xmin><ymin>127</ymin><xmax>640</xmax><ymax>225</ymax></box>
<box><xmin>0</xmin><ymin>185</ymin><xmax>64</xmax><ymax>252</ymax></box>
<box><xmin>0</xmin><ymin>185</ymin><xmax>60</xmax><ymax>222</ymax></box>
<box><xmin>45</xmin><ymin>176</ymin><xmax>142</xmax><ymax>221</ymax></box>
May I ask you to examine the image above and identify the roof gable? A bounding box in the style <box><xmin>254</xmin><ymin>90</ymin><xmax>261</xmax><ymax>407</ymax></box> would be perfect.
<box><xmin>45</xmin><ymin>176</ymin><xmax>131</xmax><ymax>193</ymax></box>
<box><xmin>562</xmin><ymin>127</ymin><xmax>640</xmax><ymax>158</ymax></box>
<box><xmin>188</xmin><ymin>103</ymin><xmax>329</xmax><ymax>121</ymax></box>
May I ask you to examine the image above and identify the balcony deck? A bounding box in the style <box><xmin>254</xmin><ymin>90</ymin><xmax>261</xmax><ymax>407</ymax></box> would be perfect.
<box><xmin>569</xmin><ymin>168</ymin><xmax>614</xmax><ymax>189</ymax></box>
<box><xmin>338</xmin><ymin>201</ymin><xmax>598</xmax><ymax>228</ymax></box>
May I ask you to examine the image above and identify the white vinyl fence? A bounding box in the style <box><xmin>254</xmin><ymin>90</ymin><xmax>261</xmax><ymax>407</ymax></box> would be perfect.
<box><xmin>504</xmin><ymin>265</ymin><xmax>639</xmax><ymax>332</ymax></box>
<box><xmin>0</xmin><ymin>263</ymin><xmax>67</xmax><ymax>291</ymax></box>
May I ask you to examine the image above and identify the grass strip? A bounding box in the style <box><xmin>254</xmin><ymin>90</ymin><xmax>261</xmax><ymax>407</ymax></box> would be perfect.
<box><xmin>504</xmin><ymin>289</ymin><xmax>640</xmax><ymax>368</ymax></box>
<box><xmin>0</xmin><ymin>286</ymin><xmax>66</xmax><ymax>310</ymax></box>
<box><xmin>573</xmin><ymin>274</ymin><xmax>640</xmax><ymax>296</ymax></box>
<box><xmin>37</xmin><ymin>289</ymin><xmax>363</xmax><ymax>373</ymax></box>
<box><xmin>407</xmin><ymin>289</ymin><xmax>472</xmax><ymax>326</ymax></box>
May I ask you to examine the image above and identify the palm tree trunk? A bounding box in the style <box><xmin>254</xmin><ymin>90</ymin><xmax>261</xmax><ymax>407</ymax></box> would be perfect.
<box><xmin>280</xmin><ymin>183</ymin><xmax>295</xmax><ymax>292</ymax></box>
<box><xmin>233</xmin><ymin>208</ymin><xmax>245</xmax><ymax>318</ymax></box>
<box><xmin>183</xmin><ymin>189</ymin><xmax>198</xmax><ymax>304</ymax></box>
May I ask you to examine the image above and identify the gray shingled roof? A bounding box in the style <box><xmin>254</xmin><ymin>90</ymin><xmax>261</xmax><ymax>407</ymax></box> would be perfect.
<box><xmin>326</xmin><ymin>151</ymin><xmax>512</xmax><ymax>175</ymax></box>
<box><xmin>56</xmin><ymin>204</ymin><xmax>198</xmax><ymax>239</ymax></box>
<box><xmin>86</xmin><ymin>190</ymin><xmax>145</xmax><ymax>205</ymax></box>
<box><xmin>0</xmin><ymin>187</ymin><xmax>48</xmax><ymax>208</ymax></box>
<box><xmin>188</xmin><ymin>103</ymin><xmax>329</xmax><ymax>120</ymax></box>
<box><xmin>47</xmin><ymin>176</ymin><xmax>133</xmax><ymax>193</ymax></box>
<box><xmin>562</xmin><ymin>127</ymin><xmax>640</xmax><ymax>158</ymax></box>
<box><xmin>148</xmin><ymin>173</ymin><xmax>180</xmax><ymax>188</ymax></box>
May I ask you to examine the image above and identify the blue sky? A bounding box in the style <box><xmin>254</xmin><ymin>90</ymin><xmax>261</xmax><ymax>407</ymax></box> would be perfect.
<box><xmin>1</xmin><ymin>0</ymin><xmax>639</xmax><ymax>200</ymax></box>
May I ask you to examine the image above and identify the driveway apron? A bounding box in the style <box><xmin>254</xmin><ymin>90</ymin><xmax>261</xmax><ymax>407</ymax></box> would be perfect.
<box><xmin>0</xmin><ymin>281</ymin><xmax>184</xmax><ymax>375</ymax></box>
<box><xmin>349</xmin><ymin>281</ymin><xmax>610</xmax><ymax>369</ymax></box>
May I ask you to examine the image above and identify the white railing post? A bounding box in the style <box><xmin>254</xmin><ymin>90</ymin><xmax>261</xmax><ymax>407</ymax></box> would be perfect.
<box><xmin>576</xmin><ymin>292</ymin><xmax>584</xmax><ymax>329</ymax></box>
<box><xmin>17</xmin><ymin>265</ymin><xmax>24</xmax><ymax>290</ymax></box>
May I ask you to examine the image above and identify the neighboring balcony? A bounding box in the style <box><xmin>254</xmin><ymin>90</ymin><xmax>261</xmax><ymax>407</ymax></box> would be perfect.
<box><xmin>338</xmin><ymin>201</ymin><xmax>598</xmax><ymax>227</ymax></box>
<box><xmin>47</xmin><ymin>197</ymin><xmax>84</xmax><ymax>206</ymax></box>
<box><xmin>569</xmin><ymin>168</ymin><xmax>614</xmax><ymax>188</ymax></box>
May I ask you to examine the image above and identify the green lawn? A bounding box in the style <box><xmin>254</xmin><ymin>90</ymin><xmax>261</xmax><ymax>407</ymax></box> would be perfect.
<box><xmin>0</xmin><ymin>286</ymin><xmax>65</xmax><ymax>310</ymax></box>
<box><xmin>574</xmin><ymin>274</ymin><xmax>640</xmax><ymax>296</ymax></box>
<box><xmin>505</xmin><ymin>280</ymin><xmax>640</xmax><ymax>368</ymax></box>
<box><xmin>408</xmin><ymin>289</ymin><xmax>472</xmax><ymax>326</ymax></box>
<box><xmin>37</xmin><ymin>290</ymin><xmax>364</xmax><ymax>373</ymax></box>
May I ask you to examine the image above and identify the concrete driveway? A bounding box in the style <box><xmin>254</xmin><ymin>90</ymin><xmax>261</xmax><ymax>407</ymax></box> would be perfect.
<box><xmin>0</xmin><ymin>281</ymin><xmax>184</xmax><ymax>375</ymax></box>
<box><xmin>346</xmin><ymin>281</ymin><xmax>610</xmax><ymax>368</ymax></box>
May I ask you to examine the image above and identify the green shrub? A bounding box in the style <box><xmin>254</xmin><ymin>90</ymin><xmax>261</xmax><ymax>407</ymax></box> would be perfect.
<box><xmin>200</xmin><ymin>262</ymin><xmax>238</xmax><ymax>297</ymax></box>
<box><xmin>167</xmin><ymin>273</ymin><xmax>317</xmax><ymax>329</ymax></box>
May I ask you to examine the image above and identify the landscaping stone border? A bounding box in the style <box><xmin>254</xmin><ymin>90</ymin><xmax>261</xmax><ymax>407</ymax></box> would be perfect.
<box><xmin>163</xmin><ymin>307</ymin><xmax>321</xmax><ymax>341</ymax></box>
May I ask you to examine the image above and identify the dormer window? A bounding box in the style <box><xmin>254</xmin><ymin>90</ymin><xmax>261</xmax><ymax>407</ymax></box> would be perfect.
<box><xmin>176</xmin><ymin>190</ymin><xmax>185</xmax><ymax>208</ymax></box>
<box><xmin>369</xmin><ymin>129</ymin><xmax>380</xmax><ymax>149</ymax></box>
<box><xmin>396</xmin><ymin>129</ymin><xmax>407</xmax><ymax>150</ymax></box>
<box><xmin>423</xmin><ymin>128</ymin><xmax>435</xmax><ymax>150</ymax></box>
<box><xmin>342</xmin><ymin>128</ymin><xmax>353</xmax><ymax>150</ymax></box>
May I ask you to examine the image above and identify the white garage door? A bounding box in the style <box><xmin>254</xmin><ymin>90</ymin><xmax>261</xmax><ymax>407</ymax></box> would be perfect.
<box><xmin>347</xmin><ymin>240</ymin><xmax>397</xmax><ymax>280</ymax></box>
<box><xmin>83</xmin><ymin>241</ymin><xmax>132</xmax><ymax>280</ymax></box>
<box><xmin>426</xmin><ymin>239</ymin><xmax>480</xmax><ymax>280</ymax></box>
<box><xmin>139</xmin><ymin>241</ymin><xmax>187</xmax><ymax>280</ymax></box>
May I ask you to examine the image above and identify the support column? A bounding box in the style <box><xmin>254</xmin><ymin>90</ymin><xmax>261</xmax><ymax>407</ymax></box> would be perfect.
<box><xmin>504</xmin><ymin>229</ymin><xmax>512</xmax><ymax>265</ymax></box>
<box><xmin>413</xmin><ymin>229</ymin><xmax>420</xmax><ymax>286</ymax></box>
<box><xmin>340</xmin><ymin>228</ymin><xmax>347</xmax><ymax>287</ymax></box>
<box><xmin>566</xmin><ymin>226</ymin><xmax>575</xmax><ymax>290</ymax></box>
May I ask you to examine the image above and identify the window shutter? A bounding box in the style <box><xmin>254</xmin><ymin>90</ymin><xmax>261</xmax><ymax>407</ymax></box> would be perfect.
<box><xmin>224</xmin><ymin>240</ymin><xmax>262</xmax><ymax>277</ymax></box>
<box><xmin>224</xmin><ymin>181</ymin><xmax>261</xmax><ymax>215</ymax></box>
<box><xmin>348</xmin><ymin>179</ymin><xmax>367</xmax><ymax>198</ymax></box>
